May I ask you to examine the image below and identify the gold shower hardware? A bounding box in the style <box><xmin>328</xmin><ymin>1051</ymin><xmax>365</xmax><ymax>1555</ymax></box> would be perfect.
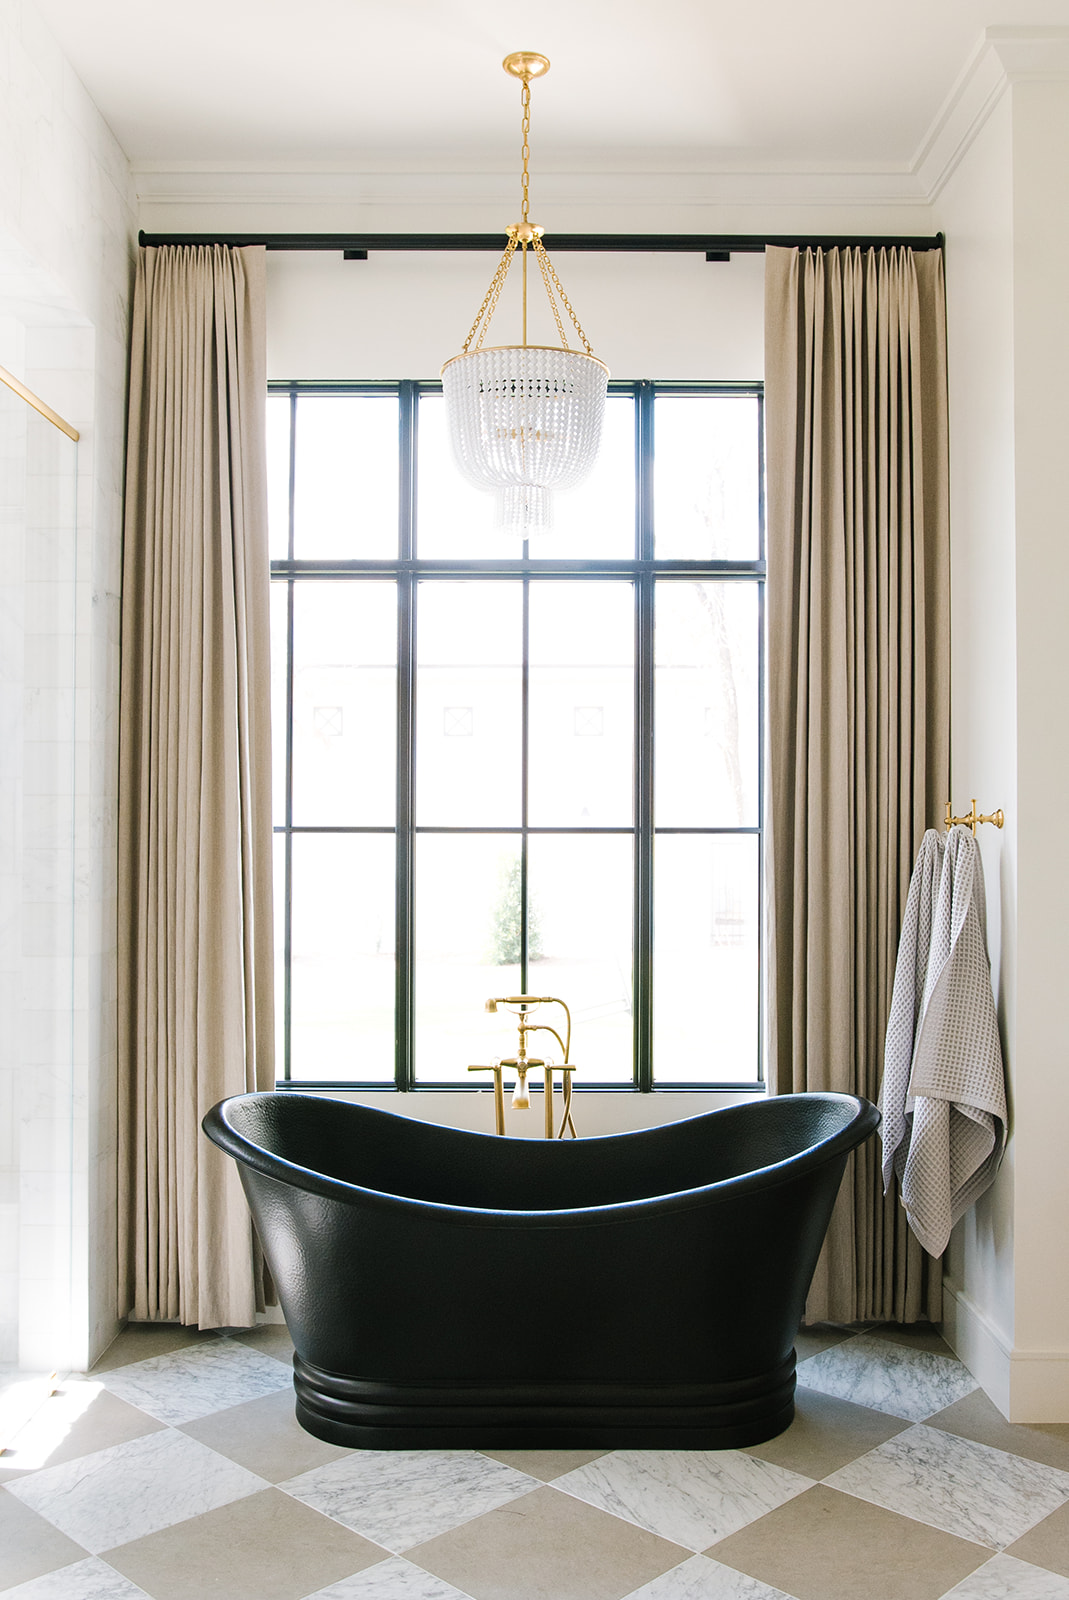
<box><xmin>468</xmin><ymin>1062</ymin><xmax>506</xmax><ymax>1135</ymax></box>
<box><xmin>508</xmin><ymin>1059</ymin><xmax>536</xmax><ymax>1110</ymax></box>
<box><xmin>549</xmin><ymin>1063</ymin><xmax>578</xmax><ymax>1140</ymax></box>
<box><xmin>944</xmin><ymin>800</ymin><xmax>1005</xmax><ymax>836</ymax></box>
<box><xmin>483</xmin><ymin>994</ymin><xmax>578</xmax><ymax>1137</ymax></box>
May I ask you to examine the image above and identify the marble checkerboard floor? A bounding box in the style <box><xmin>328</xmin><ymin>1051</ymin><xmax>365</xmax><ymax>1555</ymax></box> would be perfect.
<box><xmin>3</xmin><ymin>1322</ymin><xmax>1069</xmax><ymax>1599</ymax></box>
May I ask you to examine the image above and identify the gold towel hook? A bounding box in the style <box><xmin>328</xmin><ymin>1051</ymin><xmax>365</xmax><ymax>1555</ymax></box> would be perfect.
<box><xmin>945</xmin><ymin>799</ymin><xmax>1005</xmax><ymax>836</ymax></box>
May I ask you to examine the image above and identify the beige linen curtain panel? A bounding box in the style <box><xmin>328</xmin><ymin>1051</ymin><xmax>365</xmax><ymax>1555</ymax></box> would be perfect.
<box><xmin>118</xmin><ymin>244</ymin><xmax>274</xmax><ymax>1329</ymax></box>
<box><xmin>765</xmin><ymin>245</ymin><xmax>949</xmax><ymax>1324</ymax></box>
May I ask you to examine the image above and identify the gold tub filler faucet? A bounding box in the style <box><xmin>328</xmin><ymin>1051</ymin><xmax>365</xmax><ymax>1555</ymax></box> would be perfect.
<box><xmin>469</xmin><ymin>996</ymin><xmax>578</xmax><ymax>1138</ymax></box>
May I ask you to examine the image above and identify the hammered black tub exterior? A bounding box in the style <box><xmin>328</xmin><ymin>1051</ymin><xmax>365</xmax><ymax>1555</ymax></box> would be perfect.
<box><xmin>202</xmin><ymin>1090</ymin><xmax>879</xmax><ymax>1450</ymax></box>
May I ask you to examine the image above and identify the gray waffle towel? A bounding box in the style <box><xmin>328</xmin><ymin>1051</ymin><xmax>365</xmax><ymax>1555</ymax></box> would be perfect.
<box><xmin>878</xmin><ymin>825</ymin><xmax>1007</xmax><ymax>1256</ymax></box>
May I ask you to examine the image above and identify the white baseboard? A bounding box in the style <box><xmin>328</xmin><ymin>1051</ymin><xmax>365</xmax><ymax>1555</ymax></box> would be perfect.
<box><xmin>941</xmin><ymin>1275</ymin><xmax>1013</xmax><ymax>1417</ymax></box>
<box><xmin>942</xmin><ymin>1276</ymin><xmax>1069</xmax><ymax>1422</ymax></box>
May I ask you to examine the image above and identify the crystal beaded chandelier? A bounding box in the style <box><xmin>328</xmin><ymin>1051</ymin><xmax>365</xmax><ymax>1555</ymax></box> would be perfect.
<box><xmin>440</xmin><ymin>52</ymin><xmax>609</xmax><ymax>533</ymax></box>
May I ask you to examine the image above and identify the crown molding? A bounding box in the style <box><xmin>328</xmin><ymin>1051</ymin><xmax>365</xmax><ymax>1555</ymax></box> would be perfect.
<box><xmin>132</xmin><ymin>164</ymin><xmax>930</xmax><ymax>226</ymax></box>
<box><xmin>914</xmin><ymin>27</ymin><xmax>1069</xmax><ymax>201</ymax></box>
<box><xmin>133</xmin><ymin>29</ymin><xmax>1069</xmax><ymax>227</ymax></box>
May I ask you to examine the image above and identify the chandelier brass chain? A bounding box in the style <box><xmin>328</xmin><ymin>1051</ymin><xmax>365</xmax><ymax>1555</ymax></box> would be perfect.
<box><xmin>454</xmin><ymin>54</ymin><xmax>596</xmax><ymax>357</ymax></box>
<box><xmin>533</xmin><ymin>236</ymin><xmax>593</xmax><ymax>356</ymax></box>
<box><xmin>520</xmin><ymin>79</ymin><xmax>532</xmax><ymax>225</ymax></box>
<box><xmin>461</xmin><ymin>235</ymin><xmax>519</xmax><ymax>354</ymax></box>
<box><xmin>440</xmin><ymin>50</ymin><xmax>609</xmax><ymax>533</ymax></box>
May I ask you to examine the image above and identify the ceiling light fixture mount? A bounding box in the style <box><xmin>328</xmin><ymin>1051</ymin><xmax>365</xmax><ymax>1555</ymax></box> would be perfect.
<box><xmin>440</xmin><ymin>51</ymin><xmax>609</xmax><ymax>533</ymax></box>
<box><xmin>502</xmin><ymin>50</ymin><xmax>550</xmax><ymax>83</ymax></box>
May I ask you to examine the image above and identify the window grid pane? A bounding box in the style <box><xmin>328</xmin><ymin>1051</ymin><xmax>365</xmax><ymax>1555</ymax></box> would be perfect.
<box><xmin>289</xmin><ymin>833</ymin><xmax>396</xmax><ymax>1083</ymax></box>
<box><xmin>655</xmin><ymin>581</ymin><xmax>760</xmax><ymax>828</ymax></box>
<box><xmin>271</xmin><ymin>380</ymin><xmax>763</xmax><ymax>1090</ymax></box>
<box><xmin>294</xmin><ymin>394</ymin><xmax>399</xmax><ymax>560</ymax></box>
<box><xmin>291</xmin><ymin>581</ymin><xmax>397</xmax><ymax>827</ymax></box>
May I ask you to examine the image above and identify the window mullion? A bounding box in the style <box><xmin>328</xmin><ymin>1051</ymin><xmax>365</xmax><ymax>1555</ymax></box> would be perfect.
<box><xmin>520</xmin><ymin>576</ymin><xmax>530</xmax><ymax>988</ymax></box>
<box><xmin>396</xmin><ymin>385</ymin><xmax>417</xmax><ymax>1088</ymax></box>
<box><xmin>634</xmin><ymin>382</ymin><xmax>655</xmax><ymax>1091</ymax></box>
<box><xmin>282</xmin><ymin>389</ymin><xmax>297</xmax><ymax>1082</ymax></box>
<box><xmin>396</xmin><ymin>576</ymin><xmax>415</xmax><ymax>1090</ymax></box>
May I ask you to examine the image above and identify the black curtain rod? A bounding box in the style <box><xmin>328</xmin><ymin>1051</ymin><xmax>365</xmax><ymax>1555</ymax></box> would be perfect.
<box><xmin>137</xmin><ymin>229</ymin><xmax>945</xmax><ymax>260</ymax></box>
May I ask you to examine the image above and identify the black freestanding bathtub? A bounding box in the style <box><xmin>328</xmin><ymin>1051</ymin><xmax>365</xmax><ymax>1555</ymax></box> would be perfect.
<box><xmin>203</xmin><ymin>1090</ymin><xmax>878</xmax><ymax>1450</ymax></box>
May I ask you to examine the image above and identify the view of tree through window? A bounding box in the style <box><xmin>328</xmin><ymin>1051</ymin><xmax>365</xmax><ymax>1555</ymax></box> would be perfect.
<box><xmin>268</xmin><ymin>381</ymin><xmax>764</xmax><ymax>1090</ymax></box>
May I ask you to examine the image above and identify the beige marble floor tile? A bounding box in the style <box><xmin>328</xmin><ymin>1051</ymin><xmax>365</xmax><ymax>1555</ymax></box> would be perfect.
<box><xmin>301</xmin><ymin>1557</ymin><xmax>480</xmax><ymax>1598</ymax></box>
<box><xmin>104</xmin><ymin>1486</ymin><xmax>387</xmax><ymax>1600</ymax></box>
<box><xmin>179</xmin><ymin>1386</ymin><xmax>350</xmax><ymax>1482</ymax></box>
<box><xmin>620</xmin><ymin>1553</ymin><xmax>798</xmax><ymax>1598</ymax></box>
<box><xmin>282</xmin><ymin>1450</ymin><xmax>539</xmax><ymax>1554</ymax></box>
<box><xmin>100</xmin><ymin>1340</ymin><xmax>292</xmax><ymax>1426</ymax></box>
<box><xmin>743</xmin><ymin>1385</ymin><xmax>909</xmax><ymax>1479</ymax></box>
<box><xmin>794</xmin><ymin>1324</ymin><xmax>858</xmax><ymax>1362</ymax></box>
<box><xmin>927</xmin><ymin>1389</ymin><xmax>1069</xmax><ymax>1475</ymax></box>
<box><xmin>89</xmin><ymin>1325</ymin><xmax>222</xmax><ymax>1376</ymax></box>
<box><xmin>555</xmin><ymin>1448</ymin><xmax>811</xmax><ymax>1551</ymax></box>
<box><xmin>826</xmin><ymin>1423</ymin><xmax>1069</xmax><ymax>1548</ymax></box>
<box><xmin>939</xmin><ymin>1552</ymin><xmax>1069</xmax><ymax>1598</ymax></box>
<box><xmin>479</xmin><ymin>1448</ymin><xmax>611</xmax><ymax>1482</ymax></box>
<box><xmin>797</xmin><ymin>1334</ymin><xmax>977</xmax><ymax>1421</ymax></box>
<box><xmin>1005</xmin><ymin>1500</ymin><xmax>1069</xmax><ymax>1579</ymax></box>
<box><xmin>868</xmin><ymin>1324</ymin><xmax>954</xmax><ymax>1358</ymax></box>
<box><xmin>0</xmin><ymin>1487</ymin><xmax>88</xmax><ymax>1591</ymax></box>
<box><xmin>0</xmin><ymin>1384</ymin><xmax>164</xmax><ymax>1482</ymax></box>
<box><xmin>226</xmin><ymin>1325</ymin><xmax>295</xmax><ymax>1366</ymax></box>
<box><xmin>407</xmin><ymin>1484</ymin><xmax>689</xmax><ymax>1600</ymax></box>
<box><xmin>706</xmin><ymin>1484</ymin><xmax>987</xmax><ymax>1600</ymax></box>
<box><xmin>8</xmin><ymin>1427</ymin><xmax>266</xmax><ymax>1554</ymax></box>
<box><xmin>0</xmin><ymin>1555</ymin><xmax>155</xmax><ymax>1598</ymax></box>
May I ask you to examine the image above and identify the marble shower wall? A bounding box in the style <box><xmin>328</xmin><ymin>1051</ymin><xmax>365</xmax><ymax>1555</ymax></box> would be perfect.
<box><xmin>0</xmin><ymin>380</ymin><xmax>81</xmax><ymax>1366</ymax></box>
<box><xmin>0</xmin><ymin>0</ymin><xmax>136</xmax><ymax>1368</ymax></box>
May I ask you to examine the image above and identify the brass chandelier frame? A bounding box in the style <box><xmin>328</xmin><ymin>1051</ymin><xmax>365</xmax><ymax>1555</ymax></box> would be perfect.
<box><xmin>442</xmin><ymin>52</ymin><xmax>607</xmax><ymax>377</ymax></box>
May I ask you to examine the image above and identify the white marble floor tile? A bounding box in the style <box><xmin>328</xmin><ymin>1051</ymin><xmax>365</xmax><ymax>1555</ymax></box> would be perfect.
<box><xmin>281</xmin><ymin>1450</ymin><xmax>539</xmax><ymax>1553</ymax></box>
<box><xmin>0</xmin><ymin>1556</ymin><xmax>152</xmax><ymax>1598</ymax></box>
<box><xmin>827</xmin><ymin>1425</ymin><xmax>1069</xmax><ymax>1549</ymax></box>
<box><xmin>300</xmin><ymin>1556</ymin><xmax>477</xmax><ymax>1598</ymax></box>
<box><xmin>554</xmin><ymin>1449</ymin><xmax>813</xmax><ymax>1551</ymax></box>
<box><xmin>6</xmin><ymin>1427</ymin><xmax>267</xmax><ymax>1554</ymax></box>
<box><xmin>620</xmin><ymin>1554</ymin><xmax>798</xmax><ymax>1598</ymax></box>
<box><xmin>796</xmin><ymin>1333</ymin><xmax>978</xmax><ymax>1422</ymax></box>
<box><xmin>937</xmin><ymin>1553</ymin><xmax>1069</xmax><ymax>1599</ymax></box>
<box><xmin>100</xmin><ymin>1338</ymin><xmax>293</xmax><ymax>1425</ymax></box>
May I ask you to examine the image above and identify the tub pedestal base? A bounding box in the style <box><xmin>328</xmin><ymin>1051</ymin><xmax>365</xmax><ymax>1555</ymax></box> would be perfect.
<box><xmin>293</xmin><ymin>1351</ymin><xmax>797</xmax><ymax>1450</ymax></box>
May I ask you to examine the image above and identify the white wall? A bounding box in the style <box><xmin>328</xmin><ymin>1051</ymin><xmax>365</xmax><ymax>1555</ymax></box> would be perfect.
<box><xmin>267</xmin><ymin>248</ymin><xmax>767</xmax><ymax>383</ymax></box>
<box><xmin>0</xmin><ymin>0</ymin><xmax>136</xmax><ymax>1369</ymax></box>
<box><xmin>938</xmin><ymin>89</ymin><xmax>1018</xmax><ymax>1412</ymax></box>
<box><xmin>938</xmin><ymin>56</ymin><xmax>1069</xmax><ymax>1421</ymax></box>
<box><xmin>1006</xmin><ymin>76</ymin><xmax>1069</xmax><ymax>1418</ymax></box>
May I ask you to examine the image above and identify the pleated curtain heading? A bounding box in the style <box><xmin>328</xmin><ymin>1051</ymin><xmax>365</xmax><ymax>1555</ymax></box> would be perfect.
<box><xmin>118</xmin><ymin>244</ymin><xmax>275</xmax><ymax>1329</ymax></box>
<box><xmin>764</xmin><ymin>244</ymin><xmax>950</xmax><ymax>1324</ymax></box>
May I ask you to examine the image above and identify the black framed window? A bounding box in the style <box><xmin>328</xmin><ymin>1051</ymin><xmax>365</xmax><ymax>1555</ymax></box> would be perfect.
<box><xmin>269</xmin><ymin>380</ymin><xmax>765</xmax><ymax>1090</ymax></box>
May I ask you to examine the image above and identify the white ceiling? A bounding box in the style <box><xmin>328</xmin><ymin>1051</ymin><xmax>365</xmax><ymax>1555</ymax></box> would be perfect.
<box><xmin>32</xmin><ymin>0</ymin><xmax>1069</xmax><ymax>173</ymax></box>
